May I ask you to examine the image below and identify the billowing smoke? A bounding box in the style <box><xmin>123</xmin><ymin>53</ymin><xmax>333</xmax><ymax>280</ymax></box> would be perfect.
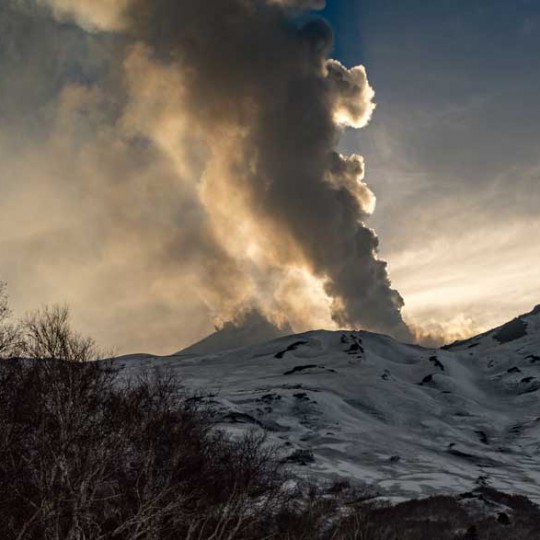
<box><xmin>37</xmin><ymin>0</ymin><xmax>130</xmax><ymax>30</ymax></box>
<box><xmin>1</xmin><ymin>0</ymin><xmax>410</xmax><ymax>353</ymax></box>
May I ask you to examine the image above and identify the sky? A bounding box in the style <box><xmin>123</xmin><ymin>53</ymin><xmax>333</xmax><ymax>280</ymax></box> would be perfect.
<box><xmin>320</xmin><ymin>0</ymin><xmax>540</xmax><ymax>339</ymax></box>
<box><xmin>1</xmin><ymin>0</ymin><xmax>539</xmax><ymax>353</ymax></box>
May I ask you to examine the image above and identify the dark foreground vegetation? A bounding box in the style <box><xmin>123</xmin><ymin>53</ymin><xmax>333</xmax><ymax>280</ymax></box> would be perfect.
<box><xmin>1</xmin><ymin>285</ymin><xmax>540</xmax><ymax>539</ymax></box>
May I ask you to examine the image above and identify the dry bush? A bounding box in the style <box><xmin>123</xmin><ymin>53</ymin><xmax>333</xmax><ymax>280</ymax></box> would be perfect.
<box><xmin>20</xmin><ymin>304</ymin><xmax>104</xmax><ymax>362</ymax></box>
<box><xmin>0</xmin><ymin>300</ymin><xmax>286</xmax><ymax>539</ymax></box>
<box><xmin>0</xmin><ymin>283</ymin><xmax>22</xmax><ymax>358</ymax></box>
<box><xmin>0</xmin><ymin>289</ymin><xmax>98</xmax><ymax>362</ymax></box>
<box><xmin>329</xmin><ymin>490</ymin><xmax>540</xmax><ymax>540</ymax></box>
<box><xmin>0</xmin><ymin>358</ymin><xmax>288</xmax><ymax>540</ymax></box>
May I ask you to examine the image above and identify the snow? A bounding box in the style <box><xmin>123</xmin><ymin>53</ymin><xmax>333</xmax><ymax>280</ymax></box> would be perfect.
<box><xmin>115</xmin><ymin>306</ymin><xmax>540</xmax><ymax>503</ymax></box>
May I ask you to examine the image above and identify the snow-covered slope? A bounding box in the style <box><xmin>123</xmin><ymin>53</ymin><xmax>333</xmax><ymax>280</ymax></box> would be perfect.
<box><xmin>117</xmin><ymin>305</ymin><xmax>540</xmax><ymax>503</ymax></box>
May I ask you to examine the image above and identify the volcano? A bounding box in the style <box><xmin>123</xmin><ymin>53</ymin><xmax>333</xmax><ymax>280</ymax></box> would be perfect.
<box><xmin>116</xmin><ymin>305</ymin><xmax>540</xmax><ymax>503</ymax></box>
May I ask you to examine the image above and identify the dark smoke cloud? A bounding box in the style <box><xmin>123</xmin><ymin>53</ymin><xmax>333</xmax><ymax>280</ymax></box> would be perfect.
<box><xmin>271</xmin><ymin>0</ymin><xmax>327</xmax><ymax>9</ymax></box>
<box><xmin>2</xmin><ymin>0</ymin><xmax>411</xmax><ymax>353</ymax></box>
<box><xmin>121</xmin><ymin>0</ymin><xmax>411</xmax><ymax>339</ymax></box>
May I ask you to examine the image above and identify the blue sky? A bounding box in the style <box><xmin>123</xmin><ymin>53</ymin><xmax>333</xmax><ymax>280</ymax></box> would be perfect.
<box><xmin>317</xmin><ymin>0</ymin><xmax>540</xmax><ymax>335</ymax></box>
<box><xmin>322</xmin><ymin>0</ymin><xmax>540</xmax><ymax>186</ymax></box>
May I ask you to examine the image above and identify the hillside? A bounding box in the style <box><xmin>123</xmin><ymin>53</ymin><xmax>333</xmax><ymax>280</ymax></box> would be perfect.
<box><xmin>117</xmin><ymin>305</ymin><xmax>540</xmax><ymax>503</ymax></box>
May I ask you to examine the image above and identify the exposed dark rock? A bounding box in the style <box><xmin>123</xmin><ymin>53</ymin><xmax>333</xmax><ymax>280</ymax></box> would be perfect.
<box><xmin>259</xmin><ymin>393</ymin><xmax>282</xmax><ymax>403</ymax></box>
<box><xmin>447</xmin><ymin>447</ymin><xmax>499</xmax><ymax>467</ymax></box>
<box><xmin>275</xmin><ymin>340</ymin><xmax>309</xmax><ymax>359</ymax></box>
<box><xmin>493</xmin><ymin>318</ymin><xmax>528</xmax><ymax>344</ymax></box>
<box><xmin>520</xmin><ymin>384</ymin><xmax>540</xmax><ymax>394</ymax></box>
<box><xmin>429</xmin><ymin>355</ymin><xmax>445</xmax><ymax>371</ymax></box>
<box><xmin>347</xmin><ymin>342</ymin><xmax>364</xmax><ymax>354</ymax></box>
<box><xmin>283</xmin><ymin>364</ymin><xmax>318</xmax><ymax>375</ymax></box>
<box><xmin>283</xmin><ymin>449</ymin><xmax>315</xmax><ymax>465</ymax></box>
<box><xmin>222</xmin><ymin>412</ymin><xmax>263</xmax><ymax>426</ymax></box>
<box><xmin>475</xmin><ymin>430</ymin><xmax>489</xmax><ymax>445</ymax></box>
<box><xmin>342</xmin><ymin>334</ymin><xmax>364</xmax><ymax>356</ymax></box>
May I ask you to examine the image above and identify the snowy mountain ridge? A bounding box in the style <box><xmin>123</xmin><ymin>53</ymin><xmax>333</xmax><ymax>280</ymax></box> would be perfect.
<box><xmin>117</xmin><ymin>305</ymin><xmax>540</xmax><ymax>503</ymax></box>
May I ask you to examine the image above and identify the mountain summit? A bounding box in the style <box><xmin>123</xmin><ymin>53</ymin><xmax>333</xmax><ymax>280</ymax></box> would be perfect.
<box><xmin>118</xmin><ymin>305</ymin><xmax>540</xmax><ymax>502</ymax></box>
<box><xmin>176</xmin><ymin>310</ymin><xmax>291</xmax><ymax>356</ymax></box>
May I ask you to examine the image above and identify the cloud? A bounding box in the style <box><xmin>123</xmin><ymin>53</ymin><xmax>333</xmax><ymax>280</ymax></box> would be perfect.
<box><xmin>408</xmin><ymin>315</ymin><xmax>484</xmax><ymax>348</ymax></box>
<box><xmin>38</xmin><ymin>0</ymin><xmax>130</xmax><ymax>31</ymax></box>
<box><xmin>326</xmin><ymin>60</ymin><xmax>376</xmax><ymax>128</ymax></box>
<box><xmin>327</xmin><ymin>152</ymin><xmax>376</xmax><ymax>215</ymax></box>
<box><xmin>0</xmin><ymin>0</ymin><xmax>411</xmax><ymax>352</ymax></box>
<box><xmin>270</xmin><ymin>0</ymin><xmax>326</xmax><ymax>9</ymax></box>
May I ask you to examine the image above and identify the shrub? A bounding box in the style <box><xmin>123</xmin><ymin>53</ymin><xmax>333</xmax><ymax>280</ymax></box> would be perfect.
<box><xmin>20</xmin><ymin>304</ymin><xmax>104</xmax><ymax>362</ymax></box>
<box><xmin>0</xmin><ymin>283</ymin><xmax>21</xmax><ymax>358</ymax></box>
<box><xmin>0</xmin><ymin>359</ymin><xmax>285</xmax><ymax>540</ymax></box>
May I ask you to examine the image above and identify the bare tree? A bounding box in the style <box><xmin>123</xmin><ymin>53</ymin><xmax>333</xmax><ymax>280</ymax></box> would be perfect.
<box><xmin>20</xmin><ymin>304</ymin><xmax>103</xmax><ymax>362</ymax></box>
<box><xmin>0</xmin><ymin>282</ymin><xmax>21</xmax><ymax>358</ymax></box>
<box><xmin>0</xmin><ymin>359</ymin><xmax>288</xmax><ymax>540</ymax></box>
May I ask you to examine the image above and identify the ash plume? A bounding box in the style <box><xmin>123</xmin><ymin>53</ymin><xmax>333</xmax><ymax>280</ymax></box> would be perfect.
<box><xmin>1</xmin><ymin>0</ymin><xmax>411</xmax><ymax>352</ymax></box>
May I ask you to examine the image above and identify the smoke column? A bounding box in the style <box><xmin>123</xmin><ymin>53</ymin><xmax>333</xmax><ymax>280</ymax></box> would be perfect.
<box><xmin>1</xmin><ymin>0</ymin><xmax>411</xmax><ymax>352</ymax></box>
